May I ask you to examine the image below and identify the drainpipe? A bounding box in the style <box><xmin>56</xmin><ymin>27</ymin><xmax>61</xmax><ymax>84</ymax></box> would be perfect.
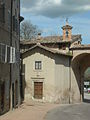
<box><xmin>19</xmin><ymin>0</ymin><xmax>24</xmax><ymax>105</ymax></box>
<box><xmin>18</xmin><ymin>0</ymin><xmax>21</xmax><ymax>106</ymax></box>
<box><xmin>10</xmin><ymin>0</ymin><xmax>13</xmax><ymax>110</ymax></box>
<box><xmin>69</xmin><ymin>57</ymin><xmax>71</xmax><ymax>104</ymax></box>
<box><xmin>79</xmin><ymin>66</ymin><xmax>82</xmax><ymax>102</ymax></box>
<box><xmin>18</xmin><ymin>0</ymin><xmax>20</xmax><ymax>106</ymax></box>
<box><xmin>69</xmin><ymin>49</ymin><xmax>73</xmax><ymax>104</ymax></box>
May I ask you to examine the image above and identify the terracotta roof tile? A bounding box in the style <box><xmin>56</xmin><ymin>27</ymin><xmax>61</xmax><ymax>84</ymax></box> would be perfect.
<box><xmin>20</xmin><ymin>35</ymin><xmax>81</xmax><ymax>45</ymax></box>
<box><xmin>70</xmin><ymin>44</ymin><xmax>90</xmax><ymax>49</ymax></box>
<box><xmin>62</xmin><ymin>25</ymin><xmax>73</xmax><ymax>30</ymax></box>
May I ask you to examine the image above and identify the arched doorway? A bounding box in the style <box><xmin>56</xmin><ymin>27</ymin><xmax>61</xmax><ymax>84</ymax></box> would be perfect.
<box><xmin>84</xmin><ymin>67</ymin><xmax>90</xmax><ymax>102</ymax></box>
<box><xmin>71</xmin><ymin>53</ymin><xmax>90</xmax><ymax>103</ymax></box>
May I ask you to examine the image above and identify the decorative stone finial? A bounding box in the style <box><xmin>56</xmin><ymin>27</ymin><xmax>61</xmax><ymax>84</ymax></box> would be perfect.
<box><xmin>37</xmin><ymin>33</ymin><xmax>41</xmax><ymax>40</ymax></box>
<box><xmin>66</xmin><ymin>18</ymin><xmax>69</xmax><ymax>25</ymax></box>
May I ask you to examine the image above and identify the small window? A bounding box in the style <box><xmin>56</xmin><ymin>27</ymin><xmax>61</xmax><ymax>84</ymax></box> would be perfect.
<box><xmin>66</xmin><ymin>30</ymin><xmax>69</xmax><ymax>37</ymax></box>
<box><xmin>13</xmin><ymin>15</ymin><xmax>16</xmax><ymax>31</ymax></box>
<box><xmin>0</xmin><ymin>3</ymin><xmax>5</xmax><ymax>23</ymax></box>
<box><xmin>7</xmin><ymin>46</ymin><xmax>10</xmax><ymax>63</ymax></box>
<box><xmin>35</xmin><ymin>61</ymin><xmax>42</xmax><ymax>70</ymax></box>
<box><xmin>8</xmin><ymin>10</ymin><xmax>11</xmax><ymax>28</ymax></box>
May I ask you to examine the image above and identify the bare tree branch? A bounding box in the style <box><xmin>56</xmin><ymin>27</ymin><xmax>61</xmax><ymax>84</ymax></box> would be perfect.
<box><xmin>20</xmin><ymin>20</ymin><xmax>41</xmax><ymax>40</ymax></box>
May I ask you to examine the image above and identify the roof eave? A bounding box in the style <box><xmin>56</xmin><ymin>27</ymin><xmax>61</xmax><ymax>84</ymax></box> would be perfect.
<box><xmin>22</xmin><ymin>44</ymin><xmax>72</xmax><ymax>57</ymax></box>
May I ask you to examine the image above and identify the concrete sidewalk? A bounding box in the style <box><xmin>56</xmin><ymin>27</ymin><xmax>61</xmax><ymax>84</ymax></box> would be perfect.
<box><xmin>0</xmin><ymin>100</ymin><xmax>58</xmax><ymax>120</ymax></box>
<box><xmin>45</xmin><ymin>103</ymin><xmax>90</xmax><ymax>120</ymax></box>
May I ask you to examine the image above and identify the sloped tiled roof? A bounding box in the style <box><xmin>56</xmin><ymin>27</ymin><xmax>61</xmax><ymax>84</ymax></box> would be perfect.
<box><xmin>70</xmin><ymin>44</ymin><xmax>90</xmax><ymax>50</ymax></box>
<box><xmin>20</xmin><ymin>35</ymin><xmax>81</xmax><ymax>45</ymax></box>
<box><xmin>62</xmin><ymin>24</ymin><xmax>73</xmax><ymax>30</ymax></box>
<box><xmin>22</xmin><ymin>44</ymin><xmax>72</xmax><ymax>57</ymax></box>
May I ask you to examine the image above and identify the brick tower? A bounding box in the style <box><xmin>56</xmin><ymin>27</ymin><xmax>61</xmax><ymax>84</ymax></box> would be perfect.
<box><xmin>62</xmin><ymin>19</ymin><xmax>73</xmax><ymax>41</ymax></box>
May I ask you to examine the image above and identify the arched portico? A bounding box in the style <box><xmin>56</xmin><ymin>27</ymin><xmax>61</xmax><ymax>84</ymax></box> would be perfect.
<box><xmin>71</xmin><ymin>51</ymin><xmax>90</xmax><ymax>103</ymax></box>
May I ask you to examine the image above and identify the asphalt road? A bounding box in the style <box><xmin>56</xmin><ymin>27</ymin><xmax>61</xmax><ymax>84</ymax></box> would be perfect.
<box><xmin>45</xmin><ymin>103</ymin><xmax>90</xmax><ymax>120</ymax></box>
<box><xmin>45</xmin><ymin>93</ymin><xmax>90</xmax><ymax>120</ymax></box>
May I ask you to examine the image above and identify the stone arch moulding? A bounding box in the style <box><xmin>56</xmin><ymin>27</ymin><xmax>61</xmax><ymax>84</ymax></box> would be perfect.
<box><xmin>71</xmin><ymin>53</ymin><xmax>90</xmax><ymax>103</ymax></box>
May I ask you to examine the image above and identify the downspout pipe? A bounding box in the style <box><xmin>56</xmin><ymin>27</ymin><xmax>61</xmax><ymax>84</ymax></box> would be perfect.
<box><xmin>69</xmin><ymin>57</ymin><xmax>71</xmax><ymax>104</ymax></box>
<box><xmin>69</xmin><ymin>49</ymin><xmax>73</xmax><ymax>104</ymax></box>
<box><xmin>19</xmin><ymin>0</ymin><xmax>24</xmax><ymax>104</ymax></box>
<box><xmin>10</xmin><ymin>0</ymin><xmax>13</xmax><ymax>110</ymax></box>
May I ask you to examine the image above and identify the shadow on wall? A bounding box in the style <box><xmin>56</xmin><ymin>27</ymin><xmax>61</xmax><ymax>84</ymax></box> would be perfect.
<box><xmin>71</xmin><ymin>59</ymin><xmax>81</xmax><ymax>102</ymax></box>
<box><xmin>55</xmin><ymin>54</ymin><xmax>70</xmax><ymax>67</ymax></box>
<box><xmin>20</xmin><ymin>63</ymin><xmax>26</xmax><ymax>102</ymax></box>
<box><xmin>72</xmin><ymin>53</ymin><xmax>90</xmax><ymax>102</ymax></box>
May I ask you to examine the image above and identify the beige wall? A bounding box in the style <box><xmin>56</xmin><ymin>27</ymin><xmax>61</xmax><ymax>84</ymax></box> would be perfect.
<box><xmin>22</xmin><ymin>47</ymin><xmax>71</xmax><ymax>103</ymax></box>
<box><xmin>22</xmin><ymin>48</ymin><xmax>55</xmax><ymax>102</ymax></box>
<box><xmin>70</xmin><ymin>63</ymin><xmax>81</xmax><ymax>103</ymax></box>
<box><xmin>54</xmin><ymin>55</ymin><xmax>70</xmax><ymax>103</ymax></box>
<box><xmin>70</xmin><ymin>49</ymin><xmax>90</xmax><ymax>103</ymax></box>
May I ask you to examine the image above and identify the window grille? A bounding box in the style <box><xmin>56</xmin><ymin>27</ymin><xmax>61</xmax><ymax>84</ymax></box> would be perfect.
<box><xmin>10</xmin><ymin>47</ymin><xmax>16</xmax><ymax>63</ymax></box>
<box><xmin>35</xmin><ymin>61</ymin><xmax>42</xmax><ymax>70</ymax></box>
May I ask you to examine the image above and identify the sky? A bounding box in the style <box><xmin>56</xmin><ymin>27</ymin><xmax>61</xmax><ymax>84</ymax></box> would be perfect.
<box><xmin>21</xmin><ymin>0</ymin><xmax>90</xmax><ymax>44</ymax></box>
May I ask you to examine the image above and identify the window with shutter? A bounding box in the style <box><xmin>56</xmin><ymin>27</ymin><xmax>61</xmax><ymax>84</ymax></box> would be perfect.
<box><xmin>0</xmin><ymin>43</ymin><xmax>7</xmax><ymax>63</ymax></box>
<box><xmin>15</xmin><ymin>18</ymin><xmax>17</xmax><ymax>32</ymax></box>
<box><xmin>8</xmin><ymin>10</ymin><xmax>11</xmax><ymax>29</ymax></box>
<box><xmin>0</xmin><ymin>44</ymin><xmax>17</xmax><ymax>64</ymax></box>
<box><xmin>13</xmin><ymin>15</ymin><xmax>18</xmax><ymax>33</ymax></box>
<box><xmin>0</xmin><ymin>3</ymin><xmax>5</xmax><ymax>23</ymax></box>
<box><xmin>10</xmin><ymin>47</ymin><xmax>16</xmax><ymax>63</ymax></box>
<box><xmin>7</xmin><ymin>46</ymin><xmax>10</xmax><ymax>63</ymax></box>
<box><xmin>2</xmin><ymin>44</ymin><xmax>6</xmax><ymax>62</ymax></box>
<box><xmin>0</xmin><ymin>44</ymin><xmax>2</xmax><ymax>62</ymax></box>
<box><xmin>15</xmin><ymin>50</ymin><xmax>20</xmax><ymax>63</ymax></box>
<box><xmin>13</xmin><ymin>16</ymin><xmax>15</xmax><ymax>31</ymax></box>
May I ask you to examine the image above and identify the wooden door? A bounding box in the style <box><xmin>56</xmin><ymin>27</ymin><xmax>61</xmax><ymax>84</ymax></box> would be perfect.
<box><xmin>34</xmin><ymin>82</ymin><xmax>43</xmax><ymax>99</ymax></box>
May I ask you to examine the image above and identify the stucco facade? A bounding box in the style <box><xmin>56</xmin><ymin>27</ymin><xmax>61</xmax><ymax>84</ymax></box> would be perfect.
<box><xmin>21</xmin><ymin>22</ymin><xmax>90</xmax><ymax>104</ymax></box>
<box><xmin>22</xmin><ymin>45</ymin><xmax>71</xmax><ymax>103</ymax></box>
<box><xmin>54</xmin><ymin>55</ymin><xmax>70</xmax><ymax>103</ymax></box>
<box><xmin>70</xmin><ymin>47</ymin><xmax>90</xmax><ymax>103</ymax></box>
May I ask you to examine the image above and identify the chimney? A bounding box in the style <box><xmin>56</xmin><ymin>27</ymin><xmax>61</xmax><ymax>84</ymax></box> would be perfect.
<box><xmin>37</xmin><ymin>33</ymin><xmax>41</xmax><ymax>40</ymax></box>
<box><xmin>62</xmin><ymin>19</ymin><xmax>73</xmax><ymax>41</ymax></box>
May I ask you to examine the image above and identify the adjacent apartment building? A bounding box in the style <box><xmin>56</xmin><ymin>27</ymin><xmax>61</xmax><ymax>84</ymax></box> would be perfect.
<box><xmin>0</xmin><ymin>0</ymin><xmax>23</xmax><ymax>115</ymax></box>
